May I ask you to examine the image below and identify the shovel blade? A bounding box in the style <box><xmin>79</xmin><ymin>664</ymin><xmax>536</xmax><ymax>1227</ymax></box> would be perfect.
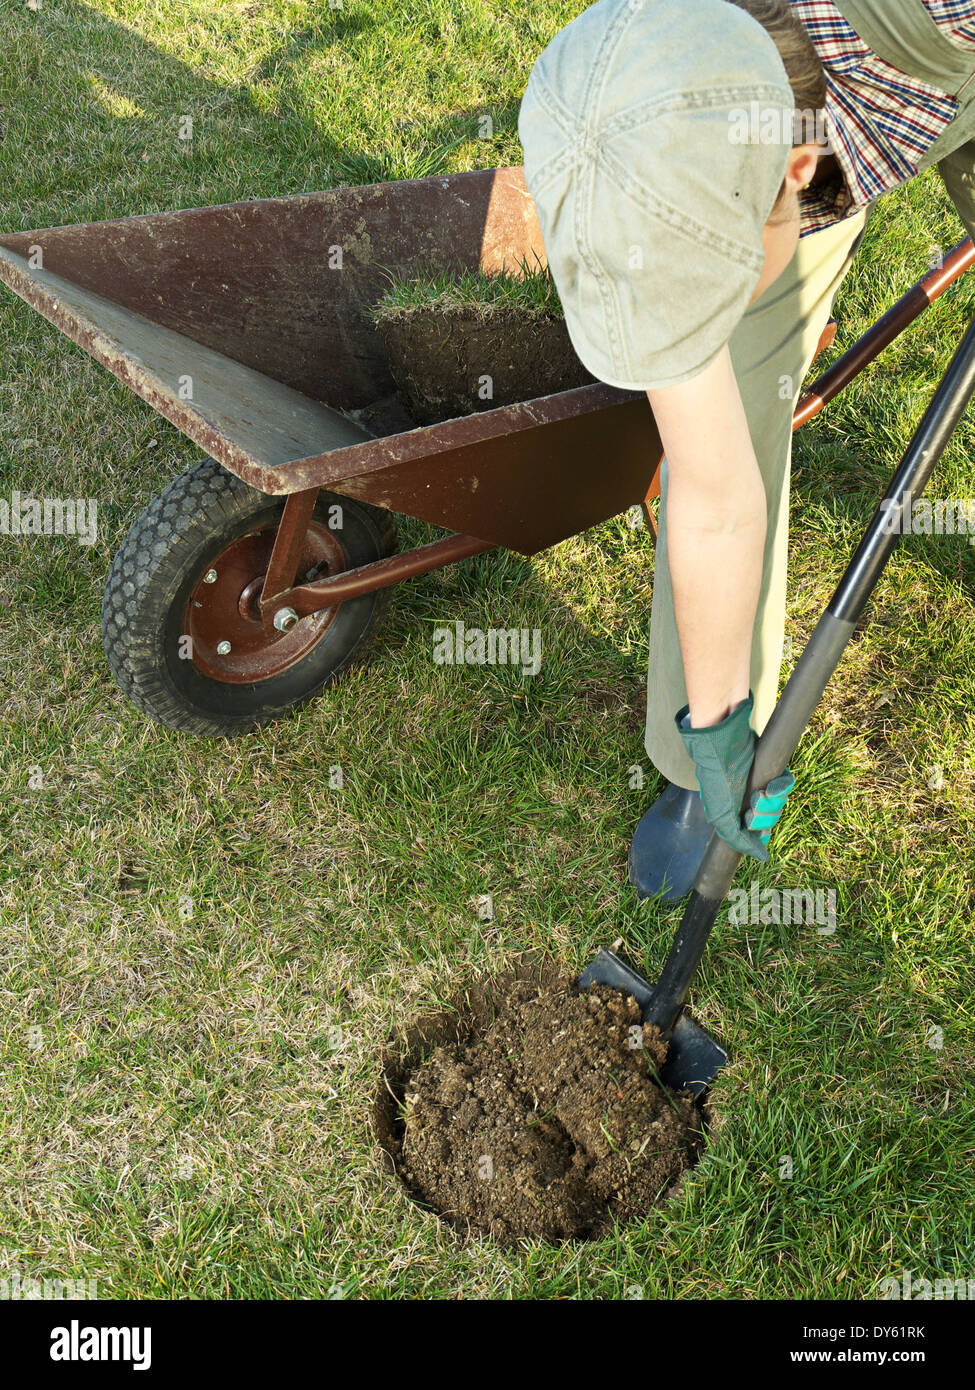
<box><xmin>663</xmin><ymin>1012</ymin><xmax>729</xmax><ymax>1097</ymax></box>
<box><xmin>578</xmin><ymin>949</ymin><xmax>728</xmax><ymax>1097</ymax></box>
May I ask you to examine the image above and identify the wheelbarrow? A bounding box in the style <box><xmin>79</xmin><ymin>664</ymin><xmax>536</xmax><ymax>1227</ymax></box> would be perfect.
<box><xmin>1</xmin><ymin>166</ymin><xmax>972</xmax><ymax>736</ymax></box>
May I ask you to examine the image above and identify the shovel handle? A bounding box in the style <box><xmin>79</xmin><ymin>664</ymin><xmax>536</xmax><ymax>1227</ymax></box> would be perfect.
<box><xmin>645</xmin><ymin>308</ymin><xmax>975</xmax><ymax>1036</ymax></box>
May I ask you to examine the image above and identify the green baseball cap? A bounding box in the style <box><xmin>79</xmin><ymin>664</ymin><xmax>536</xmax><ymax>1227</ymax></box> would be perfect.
<box><xmin>517</xmin><ymin>0</ymin><xmax>796</xmax><ymax>390</ymax></box>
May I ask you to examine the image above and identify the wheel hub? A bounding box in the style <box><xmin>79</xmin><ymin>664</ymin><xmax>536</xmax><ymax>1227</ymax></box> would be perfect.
<box><xmin>186</xmin><ymin>521</ymin><xmax>346</xmax><ymax>683</ymax></box>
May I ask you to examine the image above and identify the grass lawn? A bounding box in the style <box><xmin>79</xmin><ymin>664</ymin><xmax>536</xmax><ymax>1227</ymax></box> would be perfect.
<box><xmin>0</xmin><ymin>0</ymin><xmax>973</xmax><ymax>1300</ymax></box>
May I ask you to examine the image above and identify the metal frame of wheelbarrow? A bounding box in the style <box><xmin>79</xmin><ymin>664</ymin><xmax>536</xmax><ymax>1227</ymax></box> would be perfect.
<box><xmin>583</xmin><ymin>308</ymin><xmax>975</xmax><ymax>1097</ymax></box>
<box><xmin>1</xmin><ymin>166</ymin><xmax>973</xmax><ymax>641</ymax></box>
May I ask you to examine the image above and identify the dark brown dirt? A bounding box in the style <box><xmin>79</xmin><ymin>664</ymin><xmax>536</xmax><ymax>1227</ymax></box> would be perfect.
<box><xmin>372</xmin><ymin>302</ymin><xmax>598</xmax><ymax>426</ymax></box>
<box><xmin>375</xmin><ymin>972</ymin><xmax>708</xmax><ymax>1243</ymax></box>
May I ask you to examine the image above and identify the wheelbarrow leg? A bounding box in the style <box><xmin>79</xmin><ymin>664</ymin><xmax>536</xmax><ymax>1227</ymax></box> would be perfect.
<box><xmin>641</xmin><ymin>473</ymin><xmax>660</xmax><ymax>543</ymax></box>
<box><xmin>259</xmin><ymin>487</ymin><xmax>320</xmax><ymax>625</ymax></box>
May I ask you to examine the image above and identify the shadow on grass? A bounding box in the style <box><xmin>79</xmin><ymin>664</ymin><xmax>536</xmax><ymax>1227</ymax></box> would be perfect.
<box><xmin>0</xmin><ymin>0</ymin><xmax>518</xmax><ymax>218</ymax></box>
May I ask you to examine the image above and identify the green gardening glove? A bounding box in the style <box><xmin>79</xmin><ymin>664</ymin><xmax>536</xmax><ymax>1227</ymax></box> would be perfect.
<box><xmin>675</xmin><ymin>690</ymin><xmax>795</xmax><ymax>861</ymax></box>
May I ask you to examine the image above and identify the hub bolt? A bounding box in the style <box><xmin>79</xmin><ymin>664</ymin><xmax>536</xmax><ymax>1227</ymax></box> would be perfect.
<box><xmin>203</xmin><ymin>569</ymin><xmax>218</xmax><ymax>584</ymax></box>
<box><xmin>274</xmin><ymin>607</ymin><xmax>300</xmax><ymax>632</ymax></box>
<box><xmin>216</xmin><ymin>640</ymin><xmax>232</xmax><ymax>655</ymax></box>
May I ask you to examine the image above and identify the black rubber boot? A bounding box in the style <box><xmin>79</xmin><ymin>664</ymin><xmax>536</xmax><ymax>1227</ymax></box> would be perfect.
<box><xmin>628</xmin><ymin>781</ymin><xmax>714</xmax><ymax>903</ymax></box>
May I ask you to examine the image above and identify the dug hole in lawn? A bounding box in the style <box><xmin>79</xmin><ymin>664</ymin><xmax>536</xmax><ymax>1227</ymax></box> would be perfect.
<box><xmin>374</xmin><ymin>970</ymin><xmax>713</xmax><ymax>1243</ymax></box>
<box><xmin>366</xmin><ymin>264</ymin><xmax>598</xmax><ymax>426</ymax></box>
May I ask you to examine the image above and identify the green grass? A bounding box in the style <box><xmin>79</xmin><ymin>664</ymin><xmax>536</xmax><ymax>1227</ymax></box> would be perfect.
<box><xmin>1</xmin><ymin>0</ymin><xmax>974</xmax><ymax>1300</ymax></box>
<box><xmin>365</xmin><ymin>255</ymin><xmax>562</xmax><ymax>321</ymax></box>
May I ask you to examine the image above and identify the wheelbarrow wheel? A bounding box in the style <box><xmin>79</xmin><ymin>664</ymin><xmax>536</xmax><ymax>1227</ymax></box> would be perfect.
<box><xmin>101</xmin><ymin>457</ymin><xmax>398</xmax><ymax>737</ymax></box>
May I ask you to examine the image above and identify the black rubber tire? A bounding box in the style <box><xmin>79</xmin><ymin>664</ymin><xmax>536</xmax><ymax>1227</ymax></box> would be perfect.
<box><xmin>101</xmin><ymin>457</ymin><xmax>398</xmax><ymax>737</ymax></box>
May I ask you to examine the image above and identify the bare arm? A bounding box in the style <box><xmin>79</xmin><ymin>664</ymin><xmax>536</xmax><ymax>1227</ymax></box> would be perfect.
<box><xmin>646</xmin><ymin>343</ymin><xmax>767</xmax><ymax>729</ymax></box>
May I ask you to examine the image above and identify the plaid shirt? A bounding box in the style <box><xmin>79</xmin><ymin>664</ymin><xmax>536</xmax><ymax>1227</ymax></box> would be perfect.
<box><xmin>789</xmin><ymin>1</ymin><xmax>975</xmax><ymax>236</ymax></box>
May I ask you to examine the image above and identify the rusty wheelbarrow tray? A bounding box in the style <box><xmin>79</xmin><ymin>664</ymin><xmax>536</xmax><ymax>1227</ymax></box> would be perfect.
<box><xmin>1</xmin><ymin>166</ymin><xmax>972</xmax><ymax>735</ymax></box>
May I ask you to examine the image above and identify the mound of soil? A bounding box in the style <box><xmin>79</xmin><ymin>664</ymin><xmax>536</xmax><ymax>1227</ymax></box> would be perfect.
<box><xmin>377</xmin><ymin>974</ymin><xmax>708</xmax><ymax>1242</ymax></box>
<box><xmin>372</xmin><ymin>301</ymin><xmax>598</xmax><ymax>427</ymax></box>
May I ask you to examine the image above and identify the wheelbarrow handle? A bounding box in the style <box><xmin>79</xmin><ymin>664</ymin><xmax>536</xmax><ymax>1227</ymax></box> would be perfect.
<box><xmin>645</xmin><ymin>308</ymin><xmax>975</xmax><ymax>1037</ymax></box>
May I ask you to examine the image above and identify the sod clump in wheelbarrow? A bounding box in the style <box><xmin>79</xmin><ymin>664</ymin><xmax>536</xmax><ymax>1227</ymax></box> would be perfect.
<box><xmin>365</xmin><ymin>257</ymin><xmax>599</xmax><ymax>427</ymax></box>
<box><xmin>376</xmin><ymin>971</ymin><xmax>708</xmax><ymax>1243</ymax></box>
